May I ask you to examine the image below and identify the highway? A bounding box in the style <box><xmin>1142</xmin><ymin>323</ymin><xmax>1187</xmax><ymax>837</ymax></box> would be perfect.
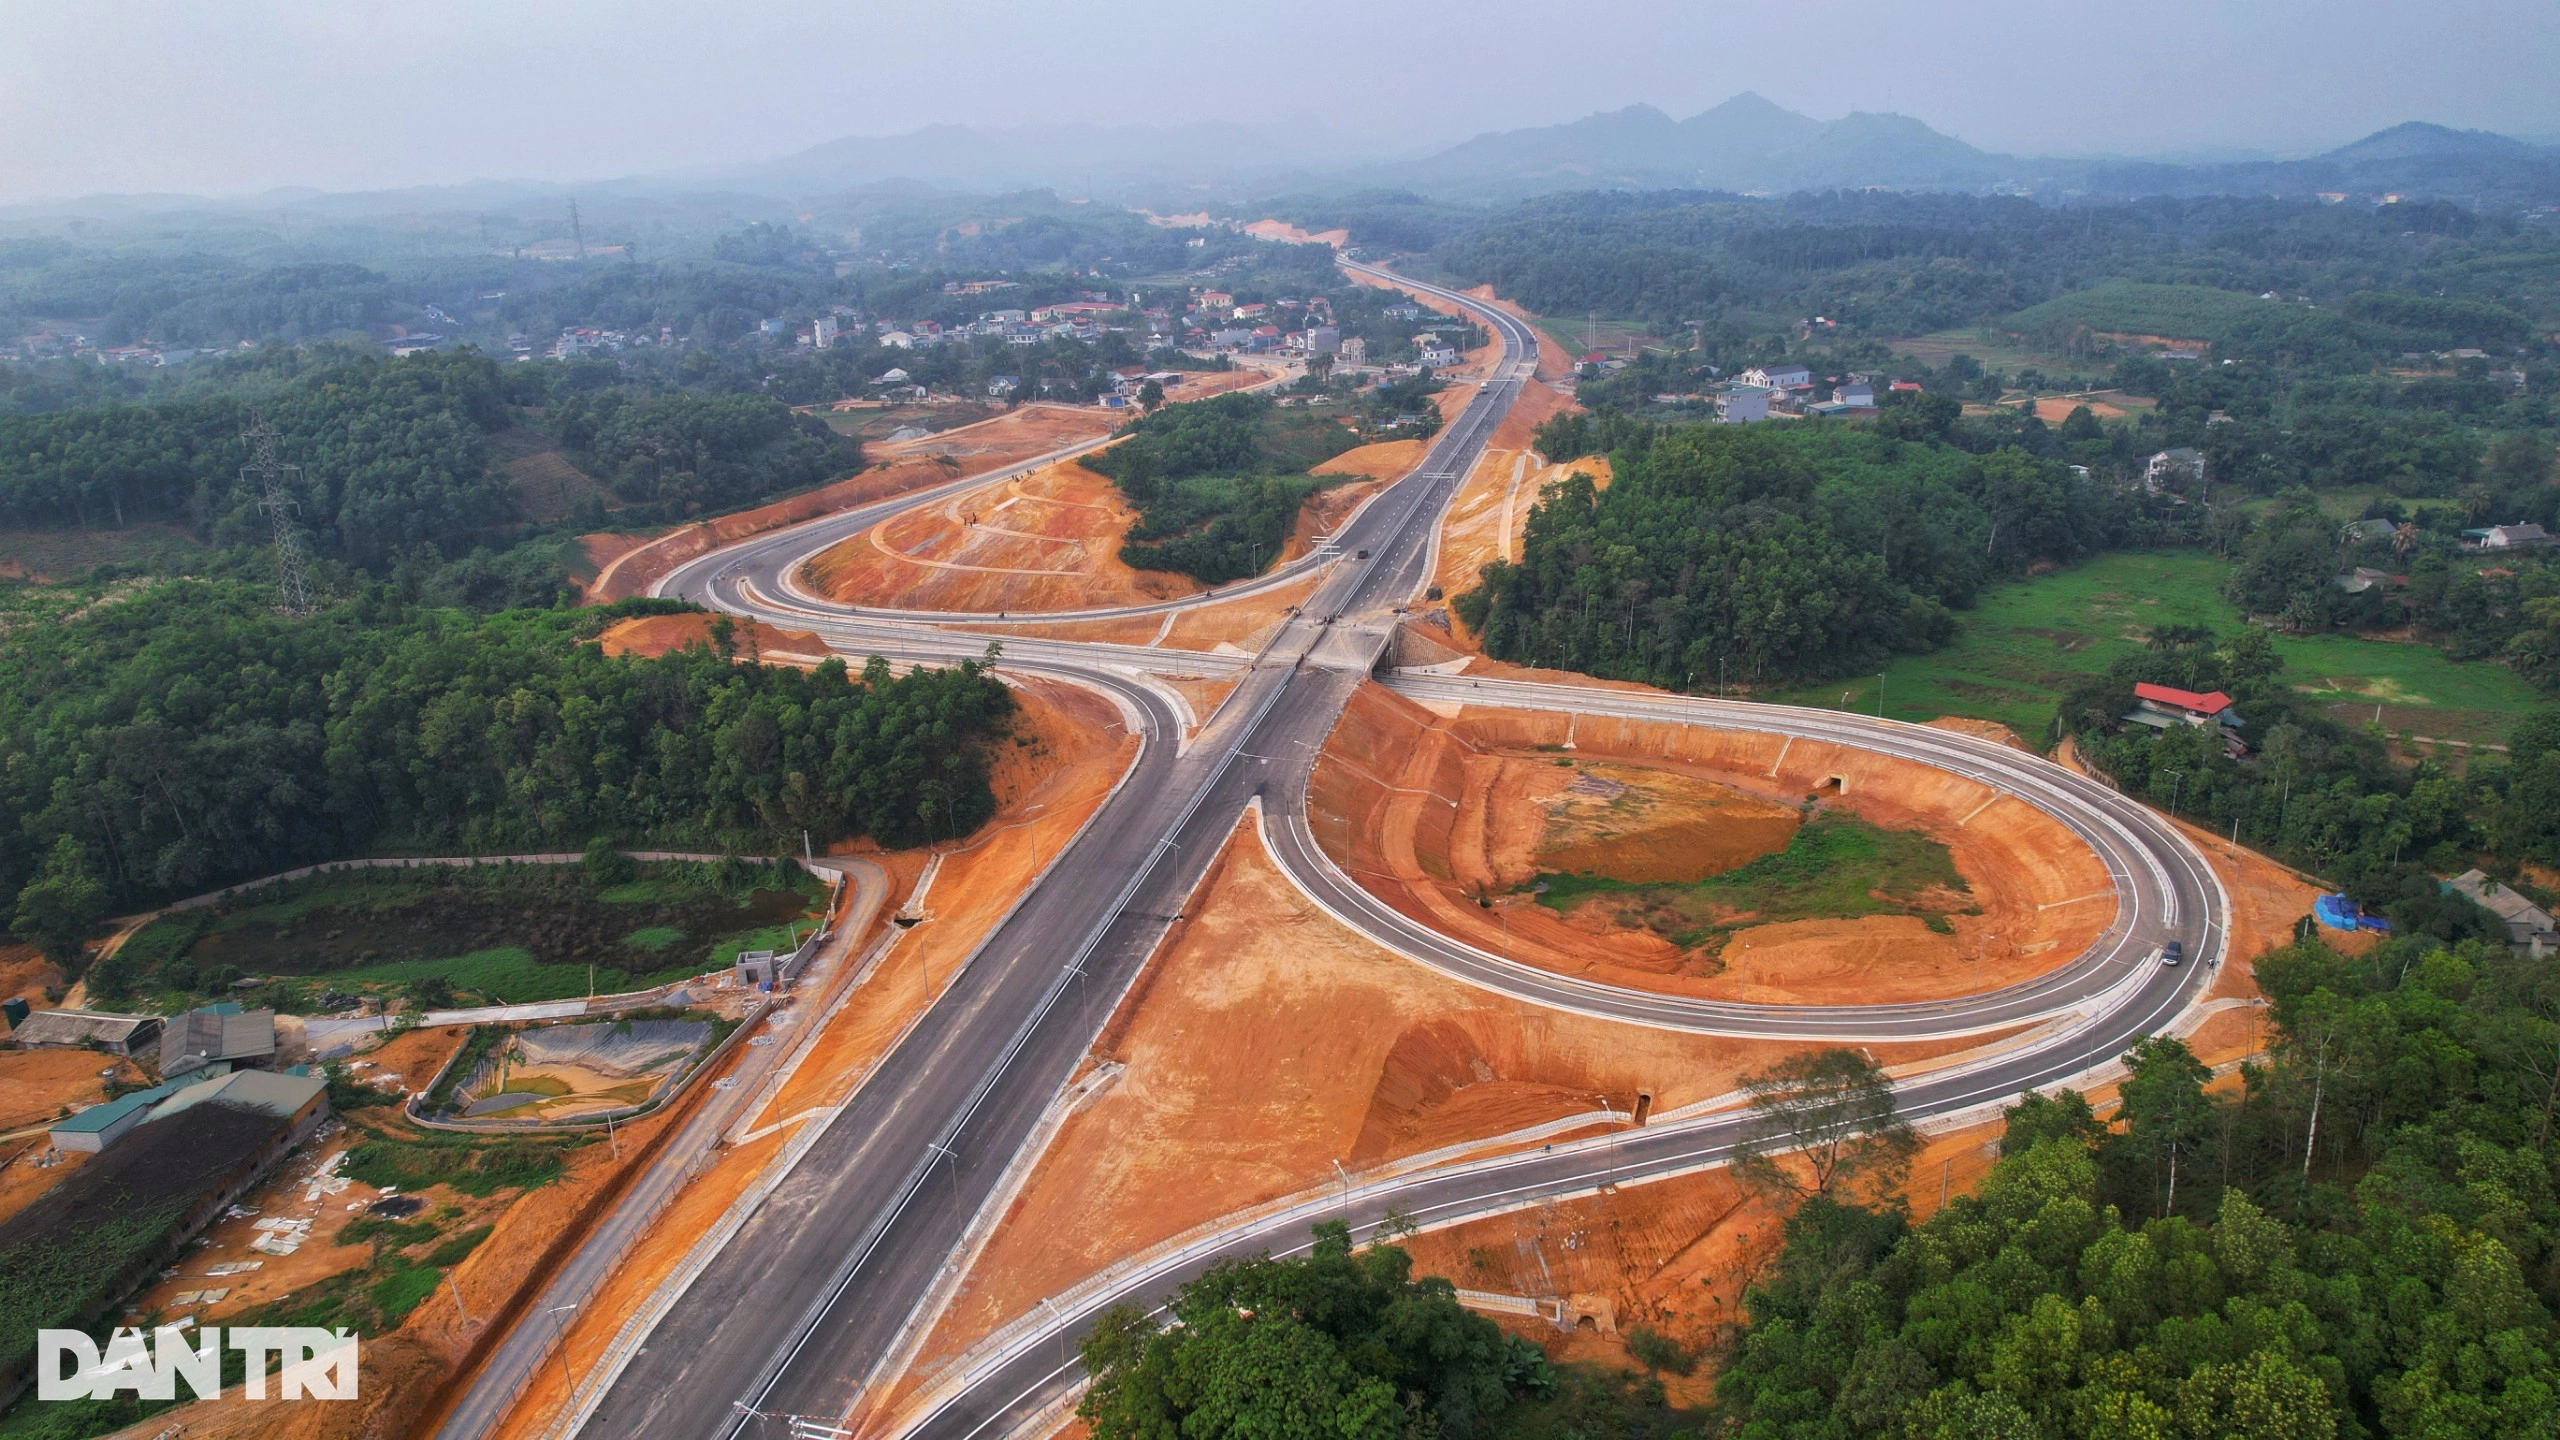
<box><xmin>543</xmin><ymin>262</ymin><xmax>1546</xmax><ymax>1440</ymax></box>
<box><xmin>446</xmin><ymin>258</ymin><xmax>2223</xmax><ymax>1440</ymax></box>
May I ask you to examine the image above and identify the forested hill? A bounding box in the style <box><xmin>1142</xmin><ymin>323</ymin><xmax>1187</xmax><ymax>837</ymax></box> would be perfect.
<box><xmin>1423</xmin><ymin>190</ymin><xmax>2556</xmax><ymax>354</ymax></box>
<box><xmin>1083</xmin><ymin>391</ymin><xmax>1372</xmax><ymax>584</ymax></box>
<box><xmin>0</xmin><ymin>587</ymin><xmax>1013</xmax><ymax>960</ymax></box>
<box><xmin>0</xmin><ymin>348</ymin><xmax>860</xmax><ymax>564</ymax></box>
<box><xmin>1717</xmin><ymin>930</ymin><xmax>2560</xmax><ymax>1440</ymax></box>
<box><xmin>1456</xmin><ymin>413</ymin><xmax>2141</xmax><ymax>687</ymax></box>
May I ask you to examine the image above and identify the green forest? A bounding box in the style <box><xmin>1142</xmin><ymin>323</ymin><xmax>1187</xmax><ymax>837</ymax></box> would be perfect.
<box><xmin>0</xmin><ymin>348</ymin><xmax>861</xmax><ymax>557</ymax></box>
<box><xmin>1083</xmin><ymin>390</ymin><xmax>1368</xmax><ymax>582</ymax></box>
<box><xmin>1457</xmin><ymin>414</ymin><xmax>2148</xmax><ymax>687</ymax></box>
<box><xmin>1</xmin><ymin>587</ymin><xmax>1015</xmax><ymax>966</ymax></box>
<box><xmin>1718</xmin><ymin>927</ymin><xmax>2560</xmax><ymax>1440</ymax></box>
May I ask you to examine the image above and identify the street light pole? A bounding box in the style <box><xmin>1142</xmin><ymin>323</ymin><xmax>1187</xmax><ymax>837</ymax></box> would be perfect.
<box><xmin>545</xmin><ymin>1303</ymin><xmax>580</xmax><ymax>1404</ymax></box>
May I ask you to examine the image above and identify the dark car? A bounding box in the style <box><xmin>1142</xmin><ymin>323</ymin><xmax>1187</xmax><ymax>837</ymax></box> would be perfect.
<box><xmin>2161</xmin><ymin>940</ymin><xmax>2184</xmax><ymax>967</ymax></box>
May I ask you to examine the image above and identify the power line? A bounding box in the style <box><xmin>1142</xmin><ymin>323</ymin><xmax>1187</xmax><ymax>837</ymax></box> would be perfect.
<box><xmin>241</xmin><ymin>410</ymin><xmax>314</xmax><ymax>614</ymax></box>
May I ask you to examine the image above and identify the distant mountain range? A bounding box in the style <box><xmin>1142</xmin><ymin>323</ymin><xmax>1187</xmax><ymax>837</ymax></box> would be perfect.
<box><xmin>1357</xmin><ymin>94</ymin><xmax>2018</xmax><ymax>199</ymax></box>
<box><xmin>699</xmin><ymin>96</ymin><xmax>2560</xmax><ymax>208</ymax></box>
<box><xmin>8</xmin><ymin>98</ymin><xmax>2556</xmax><ymax>232</ymax></box>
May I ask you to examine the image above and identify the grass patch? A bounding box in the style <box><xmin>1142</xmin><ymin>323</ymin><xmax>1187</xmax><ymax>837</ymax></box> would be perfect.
<box><xmin>96</xmin><ymin>859</ymin><xmax>824</xmax><ymax>1013</ymax></box>
<box><xmin>367</xmin><ymin>1262</ymin><xmax>444</xmax><ymax>1324</ymax></box>
<box><xmin>1536</xmin><ymin>812</ymin><xmax>1969</xmax><ymax>952</ymax></box>
<box><xmin>1761</xmin><ymin>549</ymin><xmax>2548</xmax><ymax>744</ymax></box>
<box><xmin>2005</xmin><ymin>280</ymin><xmax>2277</xmax><ymax>344</ymax></box>
<box><xmin>342</xmin><ymin>1131</ymin><xmax>579</xmax><ymax>1198</ymax></box>
<box><xmin>424</xmin><ymin>1224</ymin><xmax>494</xmax><ymax>1268</ymax></box>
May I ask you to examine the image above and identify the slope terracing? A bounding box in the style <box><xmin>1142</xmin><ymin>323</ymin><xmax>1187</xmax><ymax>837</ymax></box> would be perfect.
<box><xmin>798</xmin><ymin>436</ymin><xmax>1428</xmax><ymax>617</ymax></box>
<box><xmin>1307</xmin><ymin>683</ymin><xmax>2117</xmax><ymax>1006</ymax></box>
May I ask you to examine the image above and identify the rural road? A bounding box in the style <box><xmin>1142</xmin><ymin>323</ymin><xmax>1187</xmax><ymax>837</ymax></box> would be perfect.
<box><xmin>433</xmin><ymin>257</ymin><xmax>2222</xmax><ymax>1440</ymax></box>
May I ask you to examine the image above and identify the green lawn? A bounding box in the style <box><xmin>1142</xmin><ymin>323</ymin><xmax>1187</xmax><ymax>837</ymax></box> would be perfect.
<box><xmin>324</xmin><ymin>946</ymin><xmax>708</xmax><ymax>1004</ymax></box>
<box><xmin>1537</xmin><ymin>814</ymin><xmax>1971</xmax><ymax>955</ymax></box>
<box><xmin>1880</xmin><ymin>329</ymin><xmax>2092</xmax><ymax>378</ymax></box>
<box><xmin>1762</xmin><ymin>550</ymin><xmax>2547</xmax><ymax>747</ymax></box>
<box><xmin>1537</xmin><ymin>316</ymin><xmax>1659</xmax><ymax>359</ymax></box>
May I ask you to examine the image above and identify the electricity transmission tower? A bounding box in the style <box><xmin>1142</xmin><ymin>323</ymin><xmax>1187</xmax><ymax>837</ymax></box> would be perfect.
<box><xmin>569</xmin><ymin>197</ymin><xmax>586</xmax><ymax>261</ymax></box>
<box><xmin>241</xmin><ymin>411</ymin><xmax>314</xmax><ymax>614</ymax></box>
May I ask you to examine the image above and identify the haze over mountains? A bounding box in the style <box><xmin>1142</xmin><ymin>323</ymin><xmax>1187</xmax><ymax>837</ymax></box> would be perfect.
<box><xmin>8</xmin><ymin>93</ymin><xmax>2557</xmax><ymax>226</ymax></box>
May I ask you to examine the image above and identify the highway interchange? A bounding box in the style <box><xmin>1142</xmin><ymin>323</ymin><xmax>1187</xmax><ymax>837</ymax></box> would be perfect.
<box><xmin>440</xmin><ymin>258</ymin><xmax>2227</xmax><ymax>1440</ymax></box>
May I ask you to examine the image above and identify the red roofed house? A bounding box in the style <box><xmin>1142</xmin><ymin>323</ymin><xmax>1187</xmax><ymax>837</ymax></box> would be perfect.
<box><xmin>2127</xmin><ymin>683</ymin><xmax>2249</xmax><ymax>756</ymax></box>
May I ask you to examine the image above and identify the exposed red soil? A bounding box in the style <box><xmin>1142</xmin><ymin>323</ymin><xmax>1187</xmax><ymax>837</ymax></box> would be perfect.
<box><xmin>874</xmin><ymin>817</ymin><xmax>1995</xmax><ymax>1431</ymax></box>
<box><xmin>1311</xmin><ymin>684</ymin><xmax>2113</xmax><ymax>1005</ymax></box>
<box><xmin>476</xmin><ymin>677</ymin><xmax>1138</xmax><ymax>1440</ymax></box>
<box><xmin>594</xmin><ymin>612</ymin><xmax>830</xmax><ymax>662</ymax></box>
<box><xmin>1242</xmin><ymin>219</ymin><xmax>1350</xmax><ymax>248</ymax></box>
<box><xmin>583</xmin><ymin>405</ymin><xmax>1120</xmax><ymax>603</ymax></box>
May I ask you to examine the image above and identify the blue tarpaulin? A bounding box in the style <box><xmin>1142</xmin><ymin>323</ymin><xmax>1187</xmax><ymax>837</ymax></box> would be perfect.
<box><xmin>2315</xmin><ymin>893</ymin><xmax>2392</xmax><ymax>933</ymax></box>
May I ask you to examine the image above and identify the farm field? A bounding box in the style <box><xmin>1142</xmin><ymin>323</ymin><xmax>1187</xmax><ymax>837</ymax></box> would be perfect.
<box><xmin>1761</xmin><ymin>550</ymin><xmax>2548</xmax><ymax>747</ymax></box>
<box><xmin>103</xmin><ymin>860</ymin><xmax>826</xmax><ymax>1013</ymax></box>
<box><xmin>1535</xmin><ymin>315</ymin><xmax>1659</xmax><ymax>360</ymax></box>
<box><xmin>1878</xmin><ymin>328</ymin><xmax>2093</xmax><ymax>377</ymax></box>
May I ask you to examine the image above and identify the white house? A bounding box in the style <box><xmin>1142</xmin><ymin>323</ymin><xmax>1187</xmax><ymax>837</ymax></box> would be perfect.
<box><xmin>1740</xmin><ymin>366</ymin><xmax>1812</xmax><ymax>391</ymax></box>
<box><xmin>878</xmin><ymin>331</ymin><xmax>916</xmax><ymax>349</ymax></box>
<box><xmin>1835</xmin><ymin>383</ymin><xmax>1876</xmax><ymax>408</ymax></box>
<box><xmin>872</xmin><ymin>367</ymin><xmax>911</xmax><ymax>385</ymax></box>
<box><xmin>2482</xmin><ymin>523</ymin><xmax>2554</xmax><ymax>550</ymax></box>
<box><xmin>1417</xmin><ymin>340</ymin><xmax>1458</xmax><ymax>370</ymax></box>
<box><xmin>2143</xmin><ymin>447</ymin><xmax>2206</xmax><ymax>493</ymax></box>
<box><xmin>813</xmin><ymin>316</ymin><xmax>839</xmax><ymax>349</ymax></box>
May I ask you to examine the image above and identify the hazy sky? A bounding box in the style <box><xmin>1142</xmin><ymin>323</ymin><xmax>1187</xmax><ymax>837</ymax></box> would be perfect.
<box><xmin>4</xmin><ymin>0</ymin><xmax>2557</xmax><ymax>203</ymax></box>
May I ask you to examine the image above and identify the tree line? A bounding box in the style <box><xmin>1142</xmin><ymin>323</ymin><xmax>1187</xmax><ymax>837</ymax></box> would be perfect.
<box><xmin>2061</xmin><ymin>625</ymin><xmax>2560</xmax><ymax>922</ymax></box>
<box><xmin>1084</xmin><ymin>391</ymin><xmax>1367</xmax><ymax>584</ymax></box>
<box><xmin>1454</xmin><ymin>414</ymin><xmax>2144</xmax><ymax>687</ymax></box>
<box><xmin>0</xmin><ymin>346</ymin><xmax>862</xmax><ymax>564</ymax></box>
<box><xmin>4</xmin><ymin>587</ymin><xmax>1014</xmax><ymax>964</ymax></box>
<box><xmin>1717</xmin><ymin>928</ymin><xmax>2560</xmax><ymax>1440</ymax></box>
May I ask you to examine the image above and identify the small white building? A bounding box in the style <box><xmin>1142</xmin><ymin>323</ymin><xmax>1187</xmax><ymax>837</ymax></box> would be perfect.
<box><xmin>2143</xmin><ymin>447</ymin><xmax>2206</xmax><ymax>493</ymax></box>
<box><xmin>813</xmin><ymin>316</ymin><xmax>839</xmax><ymax>349</ymax></box>
<box><xmin>1417</xmin><ymin>336</ymin><xmax>1458</xmax><ymax>369</ymax></box>
<box><xmin>1740</xmin><ymin>365</ymin><xmax>1812</xmax><ymax>391</ymax></box>
<box><xmin>878</xmin><ymin>331</ymin><xmax>916</xmax><ymax>349</ymax></box>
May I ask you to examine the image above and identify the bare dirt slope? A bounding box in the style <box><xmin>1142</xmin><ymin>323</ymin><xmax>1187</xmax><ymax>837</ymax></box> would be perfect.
<box><xmin>583</xmin><ymin>405</ymin><xmax>1122</xmax><ymax>602</ymax></box>
<box><xmin>878</xmin><ymin>816</ymin><xmax>1996</xmax><ymax>1423</ymax></box>
<box><xmin>1310</xmin><ymin>684</ymin><xmax>2113</xmax><ymax>1004</ymax></box>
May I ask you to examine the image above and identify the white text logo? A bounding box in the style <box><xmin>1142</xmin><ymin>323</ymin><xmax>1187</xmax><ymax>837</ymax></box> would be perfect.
<box><xmin>37</xmin><ymin>1327</ymin><xmax>358</xmax><ymax>1402</ymax></box>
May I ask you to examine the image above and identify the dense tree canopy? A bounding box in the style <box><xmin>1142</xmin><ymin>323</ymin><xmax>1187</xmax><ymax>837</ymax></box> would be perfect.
<box><xmin>1457</xmin><ymin>420</ymin><xmax>2136</xmax><ymax>686</ymax></box>
<box><xmin>1083</xmin><ymin>391</ymin><xmax>1367</xmax><ymax>583</ymax></box>
<box><xmin>0</xmin><ymin>349</ymin><xmax>512</xmax><ymax>562</ymax></box>
<box><xmin>1080</xmin><ymin>1221</ymin><xmax>1555</xmax><ymax>1440</ymax></box>
<box><xmin>1718</xmin><ymin>929</ymin><xmax>2560</xmax><ymax>1439</ymax></box>
<box><xmin>0</xmin><ymin>586</ymin><xmax>1012</xmax><ymax>956</ymax></box>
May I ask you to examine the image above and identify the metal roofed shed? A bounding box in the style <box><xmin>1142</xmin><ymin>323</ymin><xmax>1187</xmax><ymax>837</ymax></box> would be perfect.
<box><xmin>47</xmin><ymin>1081</ymin><xmax>183</xmax><ymax>1153</ymax></box>
<box><xmin>2445</xmin><ymin>870</ymin><xmax>2559</xmax><ymax>955</ymax></box>
<box><xmin>5</xmin><ymin>1009</ymin><xmax>163</xmax><ymax>1056</ymax></box>
<box><xmin>160</xmin><ymin>1004</ymin><xmax>278</xmax><ymax>1079</ymax></box>
<box><xmin>145</xmin><ymin>1068</ymin><xmax>328</xmax><ymax>1132</ymax></box>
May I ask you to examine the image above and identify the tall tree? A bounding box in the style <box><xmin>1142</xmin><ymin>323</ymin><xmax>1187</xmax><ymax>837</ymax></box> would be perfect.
<box><xmin>1730</xmin><ymin>1047</ymin><xmax>1920</xmax><ymax>1205</ymax></box>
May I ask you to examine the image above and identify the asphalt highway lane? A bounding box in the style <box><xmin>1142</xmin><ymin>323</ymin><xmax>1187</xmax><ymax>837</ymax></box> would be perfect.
<box><xmin>572</xmin><ymin>263</ymin><xmax>1540</xmax><ymax>1439</ymax></box>
<box><xmin>518</xmin><ymin>257</ymin><xmax>2227</xmax><ymax>1440</ymax></box>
